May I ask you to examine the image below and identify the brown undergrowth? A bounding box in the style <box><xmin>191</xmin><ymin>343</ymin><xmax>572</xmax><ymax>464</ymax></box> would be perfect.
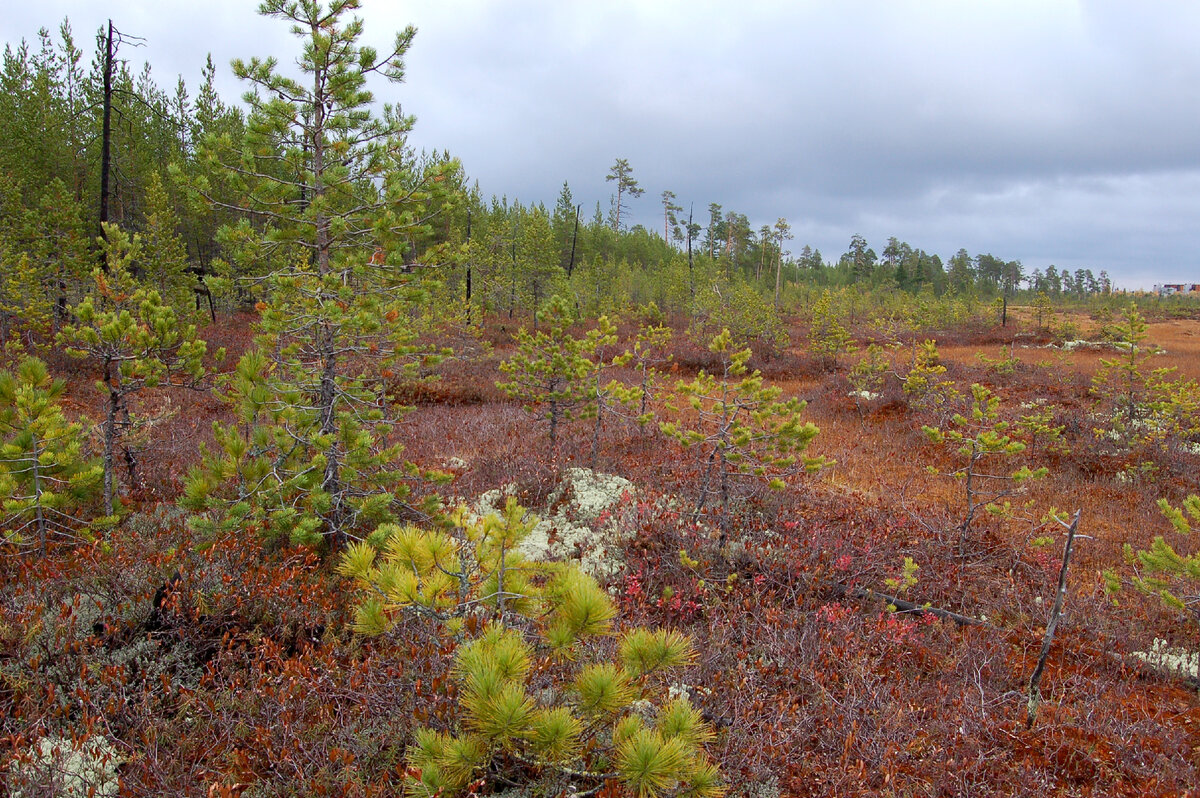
<box><xmin>1</xmin><ymin>310</ymin><xmax>1198</xmax><ymax>795</ymax></box>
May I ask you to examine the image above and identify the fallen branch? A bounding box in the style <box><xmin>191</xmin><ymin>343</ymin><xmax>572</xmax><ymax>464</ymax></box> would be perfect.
<box><xmin>833</xmin><ymin>583</ymin><xmax>988</xmax><ymax>627</ymax></box>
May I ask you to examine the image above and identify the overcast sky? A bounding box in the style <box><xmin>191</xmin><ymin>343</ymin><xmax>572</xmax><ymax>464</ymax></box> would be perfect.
<box><xmin>4</xmin><ymin>1</ymin><xmax>1199</xmax><ymax>288</ymax></box>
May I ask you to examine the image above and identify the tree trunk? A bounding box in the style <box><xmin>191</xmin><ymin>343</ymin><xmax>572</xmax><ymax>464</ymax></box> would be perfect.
<box><xmin>1027</xmin><ymin>510</ymin><xmax>1081</xmax><ymax>728</ymax></box>
<box><xmin>465</xmin><ymin>211</ymin><xmax>473</xmax><ymax>324</ymax></box>
<box><xmin>693</xmin><ymin>447</ymin><xmax>718</xmax><ymax>522</ymax></box>
<box><xmin>567</xmin><ymin>205</ymin><xmax>579</xmax><ymax>277</ymax></box>
<box><xmin>98</xmin><ymin>19</ymin><xmax>113</xmax><ymax>268</ymax></box>
<box><xmin>31</xmin><ymin>432</ymin><xmax>46</xmax><ymax>554</ymax></box>
<box><xmin>590</xmin><ymin>393</ymin><xmax>603</xmax><ymax>469</ymax></box>
<box><xmin>509</xmin><ymin>240</ymin><xmax>517</xmax><ymax>320</ymax></box>
<box><xmin>103</xmin><ymin>386</ymin><xmax>118</xmax><ymax>518</ymax></box>
<box><xmin>687</xmin><ymin>207</ymin><xmax>695</xmax><ymax>303</ymax></box>
<box><xmin>318</xmin><ymin>324</ymin><xmax>344</xmax><ymax>547</ymax></box>
<box><xmin>774</xmin><ymin>252</ymin><xmax>782</xmax><ymax>309</ymax></box>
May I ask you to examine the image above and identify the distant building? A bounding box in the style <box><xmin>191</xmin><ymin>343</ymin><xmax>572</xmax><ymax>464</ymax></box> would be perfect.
<box><xmin>1153</xmin><ymin>283</ymin><xmax>1200</xmax><ymax>296</ymax></box>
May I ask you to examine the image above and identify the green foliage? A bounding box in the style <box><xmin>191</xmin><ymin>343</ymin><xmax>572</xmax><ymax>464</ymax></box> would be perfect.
<box><xmin>0</xmin><ymin>357</ymin><xmax>102</xmax><ymax>553</ymax></box>
<box><xmin>58</xmin><ymin>226</ymin><xmax>218</xmax><ymax>518</ymax></box>
<box><xmin>194</xmin><ymin>0</ymin><xmax>444</xmax><ymax>275</ymax></box>
<box><xmin>808</xmin><ymin>289</ymin><xmax>856</xmax><ymax>369</ymax></box>
<box><xmin>848</xmin><ymin>343</ymin><xmax>890</xmax><ymax>413</ymax></box>
<box><xmin>184</xmin><ymin>1</ymin><xmax>453</xmax><ymax>549</ymax></box>
<box><xmin>694</xmin><ymin>278</ymin><xmax>788</xmax><ymax>355</ymax></box>
<box><xmin>183</xmin><ymin>271</ymin><xmax>447</xmax><ymax>548</ymax></box>
<box><xmin>883</xmin><ymin>556</ymin><xmax>920</xmax><ymax>612</ymax></box>
<box><xmin>136</xmin><ymin>171</ymin><xmax>193</xmax><ymax>314</ymax></box>
<box><xmin>1152</xmin><ymin>376</ymin><xmax>1200</xmax><ymax>445</ymax></box>
<box><xmin>1090</xmin><ymin>303</ymin><xmax>1173</xmax><ymax>445</ymax></box>
<box><xmin>0</xmin><ymin>253</ymin><xmax>51</xmax><ymax>343</ymax></box>
<box><xmin>1015</xmin><ymin>401</ymin><xmax>1067</xmax><ymax>456</ymax></box>
<box><xmin>977</xmin><ymin>345</ymin><xmax>1020</xmax><ymax>375</ymax></box>
<box><xmin>660</xmin><ymin>328</ymin><xmax>827</xmax><ymax>523</ymax></box>
<box><xmin>583</xmin><ymin>315</ymin><xmax>640</xmax><ymax>466</ymax></box>
<box><xmin>0</xmin><ymin>176</ymin><xmax>92</xmax><ymax>337</ymax></box>
<box><xmin>629</xmin><ymin>318</ymin><xmax>673</xmax><ymax>419</ymax></box>
<box><xmin>903</xmin><ymin>339</ymin><xmax>959</xmax><ymax>415</ymax></box>
<box><xmin>516</xmin><ymin>205</ymin><xmax>569</xmax><ymax>312</ymax></box>
<box><xmin>606</xmin><ymin>157</ymin><xmax>645</xmax><ymax>233</ymax></box>
<box><xmin>1032</xmin><ymin>291</ymin><xmax>1053</xmax><ymax>331</ymax></box>
<box><xmin>923</xmin><ymin>383</ymin><xmax>1048</xmax><ymax>552</ymax></box>
<box><xmin>1113</xmin><ymin>496</ymin><xmax>1200</xmax><ymax>622</ymax></box>
<box><xmin>498</xmin><ymin>294</ymin><xmax>594</xmax><ymax>452</ymax></box>
<box><xmin>338</xmin><ymin>499</ymin><xmax>723</xmax><ymax>797</ymax></box>
<box><xmin>1049</xmin><ymin>310</ymin><xmax>1080</xmax><ymax>342</ymax></box>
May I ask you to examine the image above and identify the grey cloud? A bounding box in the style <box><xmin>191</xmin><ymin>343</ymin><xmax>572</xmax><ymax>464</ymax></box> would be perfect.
<box><xmin>4</xmin><ymin>0</ymin><xmax>1199</xmax><ymax>287</ymax></box>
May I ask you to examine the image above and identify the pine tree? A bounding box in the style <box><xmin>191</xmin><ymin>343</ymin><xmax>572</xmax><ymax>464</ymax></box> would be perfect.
<box><xmin>58</xmin><ymin>224</ymin><xmax>217</xmax><ymax>518</ymax></box>
<box><xmin>183</xmin><ymin>285</ymin><xmax>449</xmax><ymax>548</ymax></box>
<box><xmin>660</xmin><ymin>328</ymin><xmax>827</xmax><ymax>525</ymax></box>
<box><xmin>0</xmin><ymin>251</ymin><xmax>50</xmax><ymax>347</ymax></box>
<box><xmin>184</xmin><ymin>0</ymin><xmax>454</xmax><ymax>549</ymax></box>
<box><xmin>1107</xmin><ymin>495</ymin><xmax>1200</xmax><ymax>624</ymax></box>
<box><xmin>1122</xmin><ymin>495</ymin><xmax>1200</xmax><ymax>621</ymax></box>
<box><xmin>0</xmin><ymin>357</ymin><xmax>102</xmax><ymax>553</ymax></box>
<box><xmin>808</xmin><ymin>289</ymin><xmax>855</xmax><ymax>370</ymax></box>
<box><xmin>28</xmin><ymin>178</ymin><xmax>92</xmax><ymax>326</ymax></box>
<box><xmin>515</xmin><ymin>205</ymin><xmax>566</xmax><ymax>317</ymax></box>
<box><xmin>1091</xmin><ymin>303</ymin><xmax>1173</xmax><ymax>445</ymax></box>
<box><xmin>337</xmin><ymin>498</ymin><xmax>725</xmax><ymax>798</ymax></box>
<box><xmin>923</xmin><ymin>383</ymin><xmax>1048</xmax><ymax>555</ymax></box>
<box><xmin>903</xmin><ymin>339</ymin><xmax>959</xmax><ymax>416</ymax></box>
<box><xmin>629</xmin><ymin>316</ymin><xmax>673</xmax><ymax>418</ymax></box>
<box><xmin>497</xmin><ymin>295</ymin><xmax>593</xmax><ymax>454</ymax></box>
<box><xmin>1032</xmin><ymin>291</ymin><xmax>1053</xmax><ymax>331</ymax></box>
<box><xmin>848</xmin><ymin>343</ymin><xmax>889</xmax><ymax>415</ymax></box>
<box><xmin>137</xmin><ymin>171</ymin><xmax>192</xmax><ymax>314</ymax></box>
<box><xmin>605</xmin><ymin>157</ymin><xmax>644</xmax><ymax>233</ymax></box>
<box><xmin>582</xmin><ymin>315</ymin><xmax>637</xmax><ymax>467</ymax></box>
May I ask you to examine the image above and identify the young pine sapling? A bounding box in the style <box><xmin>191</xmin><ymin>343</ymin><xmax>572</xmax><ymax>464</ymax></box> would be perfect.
<box><xmin>923</xmin><ymin>383</ymin><xmax>1048</xmax><ymax>556</ymax></box>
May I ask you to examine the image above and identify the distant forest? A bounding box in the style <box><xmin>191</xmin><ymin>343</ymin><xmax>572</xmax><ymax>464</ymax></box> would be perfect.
<box><xmin>0</xmin><ymin>16</ymin><xmax>1131</xmax><ymax>348</ymax></box>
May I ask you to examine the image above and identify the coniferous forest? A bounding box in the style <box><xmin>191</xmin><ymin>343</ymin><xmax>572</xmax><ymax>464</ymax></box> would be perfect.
<box><xmin>2</xmin><ymin>3</ymin><xmax>1200</xmax><ymax>796</ymax></box>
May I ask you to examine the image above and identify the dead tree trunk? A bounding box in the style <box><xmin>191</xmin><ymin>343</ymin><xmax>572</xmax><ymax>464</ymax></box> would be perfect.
<box><xmin>1027</xmin><ymin>509</ymin><xmax>1082</xmax><ymax>728</ymax></box>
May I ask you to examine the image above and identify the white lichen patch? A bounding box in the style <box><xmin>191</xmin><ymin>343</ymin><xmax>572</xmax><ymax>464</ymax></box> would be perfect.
<box><xmin>531</xmin><ymin>469</ymin><xmax>635</xmax><ymax>580</ymax></box>
<box><xmin>1053</xmin><ymin>339</ymin><xmax>1165</xmax><ymax>355</ymax></box>
<box><xmin>476</xmin><ymin>469</ymin><xmax>635</xmax><ymax>581</ymax></box>
<box><xmin>848</xmin><ymin>390</ymin><xmax>881</xmax><ymax>401</ymax></box>
<box><xmin>1133</xmin><ymin>638</ymin><xmax>1200</xmax><ymax>682</ymax></box>
<box><xmin>11</xmin><ymin>735</ymin><xmax>121</xmax><ymax>797</ymax></box>
<box><xmin>1177</xmin><ymin>440</ymin><xmax>1200</xmax><ymax>456</ymax></box>
<box><xmin>550</xmin><ymin>468</ymin><xmax>635</xmax><ymax>524</ymax></box>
